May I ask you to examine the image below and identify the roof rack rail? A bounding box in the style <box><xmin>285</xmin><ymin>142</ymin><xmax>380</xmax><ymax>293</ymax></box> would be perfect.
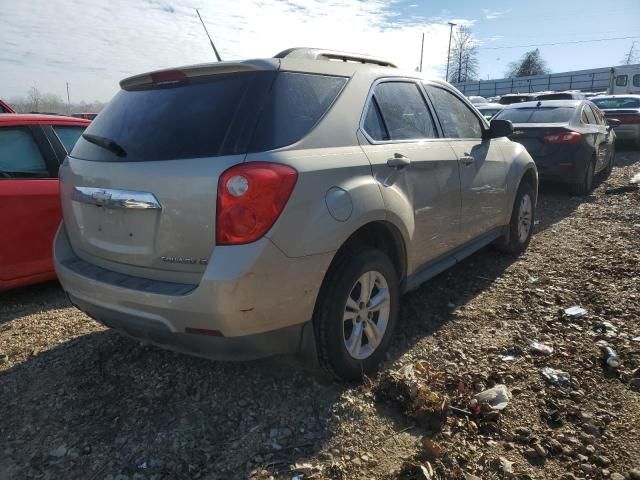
<box><xmin>274</xmin><ymin>48</ymin><xmax>397</xmax><ymax>68</ymax></box>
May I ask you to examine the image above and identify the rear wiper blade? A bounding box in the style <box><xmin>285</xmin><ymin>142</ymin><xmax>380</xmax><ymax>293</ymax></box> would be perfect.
<box><xmin>82</xmin><ymin>133</ymin><xmax>127</xmax><ymax>157</ymax></box>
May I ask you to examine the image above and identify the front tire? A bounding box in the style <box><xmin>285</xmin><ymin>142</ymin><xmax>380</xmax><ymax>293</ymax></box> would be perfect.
<box><xmin>314</xmin><ymin>248</ymin><xmax>399</xmax><ymax>381</ymax></box>
<box><xmin>496</xmin><ymin>181</ymin><xmax>535</xmax><ymax>254</ymax></box>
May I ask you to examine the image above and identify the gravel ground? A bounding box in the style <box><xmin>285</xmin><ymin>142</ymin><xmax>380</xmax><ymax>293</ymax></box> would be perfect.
<box><xmin>1</xmin><ymin>148</ymin><xmax>639</xmax><ymax>480</ymax></box>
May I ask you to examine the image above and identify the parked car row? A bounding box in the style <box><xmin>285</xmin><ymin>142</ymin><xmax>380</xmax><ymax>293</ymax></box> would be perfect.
<box><xmin>0</xmin><ymin>49</ymin><xmax>628</xmax><ymax>380</ymax></box>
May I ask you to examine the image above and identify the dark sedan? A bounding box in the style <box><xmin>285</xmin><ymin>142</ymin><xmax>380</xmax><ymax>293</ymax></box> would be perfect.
<box><xmin>493</xmin><ymin>100</ymin><xmax>617</xmax><ymax>195</ymax></box>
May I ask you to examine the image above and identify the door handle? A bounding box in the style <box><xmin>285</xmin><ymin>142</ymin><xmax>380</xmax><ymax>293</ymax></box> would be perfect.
<box><xmin>460</xmin><ymin>155</ymin><xmax>475</xmax><ymax>166</ymax></box>
<box><xmin>387</xmin><ymin>153</ymin><xmax>411</xmax><ymax>170</ymax></box>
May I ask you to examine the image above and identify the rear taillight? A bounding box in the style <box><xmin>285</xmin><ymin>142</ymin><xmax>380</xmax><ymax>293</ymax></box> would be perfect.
<box><xmin>544</xmin><ymin>131</ymin><xmax>582</xmax><ymax>144</ymax></box>
<box><xmin>216</xmin><ymin>162</ymin><xmax>298</xmax><ymax>245</ymax></box>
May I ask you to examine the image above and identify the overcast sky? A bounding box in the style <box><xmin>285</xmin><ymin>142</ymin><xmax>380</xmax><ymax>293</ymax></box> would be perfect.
<box><xmin>2</xmin><ymin>0</ymin><xmax>639</xmax><ymax>103</ymax></box>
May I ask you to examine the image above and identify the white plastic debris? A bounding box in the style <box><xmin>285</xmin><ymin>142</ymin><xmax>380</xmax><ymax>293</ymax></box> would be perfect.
<box><xmin>631</xmin><ymin>172</ymin><xmax>640</xmax><ymax>184</ymax></box>
<box><xmin>564</xmin><ymin>306</ymin><xmax>587</xmax><ymax>319</ymax></box>
<box><xmin>528</xmin><ymin>340</ymin><xmax>554</xmax><ymax>355</ymax></box>
<box><xmin>542</xmin><ymin>367</ymin><xmax>571</xmax><ymax>386</ymax></box>
<box><xmin>138</xmin><ymin>462</ymin><xmax>148</xmax><ymax>470</ymax></box>
<box><xmin>474</xmin><ymin>384</ymin><xmax>511</xmax><ymax>410</ymax></box>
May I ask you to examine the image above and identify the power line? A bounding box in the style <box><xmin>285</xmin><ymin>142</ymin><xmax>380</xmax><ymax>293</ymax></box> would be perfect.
<box><xmin>478</xmin><ymin>35</ymin><xmax>640</xmax><ymax>50</ymax></box>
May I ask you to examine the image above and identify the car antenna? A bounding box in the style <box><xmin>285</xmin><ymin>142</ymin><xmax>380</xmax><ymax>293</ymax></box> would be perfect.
<box><xmin>196</xmin><ymin>9</ymin><xmax>222</xmax><ymax>62</ymax></box>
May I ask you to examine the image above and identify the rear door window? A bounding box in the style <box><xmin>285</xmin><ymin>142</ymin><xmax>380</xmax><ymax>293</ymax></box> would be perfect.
<box><xmin>615</xmin><ymin>75</ymin><xmax>628</xmax><ymax>87</ymax></box>
<box><xmin>53</xmin><ymin>125</ymin><xmax>86</xmax><ymax>152</ymax></box>
<box><xmin>634</xmin><ymin>74</ymin><xmax>640</xmax><ymax>87</ymax></box>
<box><xmin>364</xmin><ymin>82</ymin><xmax>437</xmax><ymax>141</ymax></box>
<box><xmin>0</xmin><ymin>127</ymin><xmax>49</xmax><ymax>178</ymax></box>
<box><xmin>425</xmin><ymin>85</ymin><xmax>483</xmax><ymax>138</ymax></box>
<box><xmin>494</xmin><ymin>107</ymin><xmax>575</xmax><ymax>123</ymax></box>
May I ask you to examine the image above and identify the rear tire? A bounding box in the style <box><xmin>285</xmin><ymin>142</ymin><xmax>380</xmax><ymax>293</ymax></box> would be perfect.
<box><xmin>314</xmin><ymin>248</ymin><xmax>399</xmax><ymax>381</ymax></box>
<box><xmin>603</xmin><ymin>146</ymin><xmax>615</xmax><ymax>176</ymax></box>
<box><xmin>572</xmin><ymin>157</ymin><xmax>595</xmax><ymax>196</ymax></box>
<box><xmin>495</xmin><ymin>181</ymin><xmax>535</xmax><ymax>254</ymax></box>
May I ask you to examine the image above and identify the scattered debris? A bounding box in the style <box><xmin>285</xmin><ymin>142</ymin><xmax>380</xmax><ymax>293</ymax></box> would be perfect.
<box><xmin>597</xmin><ymin>342</ymin><xmax>621</xmax><ymax>369</ymax></box>
<box><xmin>564</xmin><ymin>306</ymin><xmax>587</xmax><ymax>319</ymax></box>
<box><xmin>528</xmin><ymin>340</ymin><xmax>554</xmax><ymax>355</ymax></box>
<box><xmin>473</xmin><ymin>384</ymin><xmax>511</xmax><ymax>411</ymax></box>
<box><xmin>541</xmin><ymin>367</ymin><xmax>571</xmax><ymax>387</ymax></box>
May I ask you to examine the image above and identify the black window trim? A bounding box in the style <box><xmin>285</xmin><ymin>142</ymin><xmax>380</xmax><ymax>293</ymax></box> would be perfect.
<box><xmin>359</xmin><ymin>77</ymin><xmax>442</xmax><ymax>145</ymax></box>
<box><xmin>0</xmin><ymin>125</ymin><xmax>59</xmax><ymax>180</ymax></box>
<box><xmin>422</xmin><ymin>82</ymin><xmax>489</xmax><ymax>141</ymax></box>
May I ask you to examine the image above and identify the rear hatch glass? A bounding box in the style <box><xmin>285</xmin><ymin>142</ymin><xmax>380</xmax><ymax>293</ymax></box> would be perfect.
<box><xmin>62</xmin><ymin>69</ymin><xmax>347</xmax><ymax>280</ymax></box>
<box><xmin>494</xmin><ymin>107</ymin><xmax>575</xmax><ymax>124</ymax></box>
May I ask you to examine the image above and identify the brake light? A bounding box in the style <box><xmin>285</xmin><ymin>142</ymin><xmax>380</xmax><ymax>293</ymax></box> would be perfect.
<box><xmin>544</xmin><ymin>131</ymin><xmax>582</xmax><ymax>144</ymax></box>
<box><xmin>150</xmin><ymin>70</ymin><xmax>186</xmax><ymax>85</ymax></box>
<box><xmin>216</xmin><ymin>162</ymin><xmax>298</xmax><ymax>245</ymax></box>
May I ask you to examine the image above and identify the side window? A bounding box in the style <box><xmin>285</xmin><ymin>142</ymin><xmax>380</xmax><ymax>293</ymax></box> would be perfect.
<box><xmin>587</xmin><ymin>105</ymin><xmax>603</xmax><ymax>125</ymax></box>
<box><xmin>583</xmin><ymin>106</ymin><xmax>597</xmax><ymax>124</ymax></box>
<box><xmin>0</xmin><ymin>127</ymin><xmax>49</xmax><ymax>178</ymax></box>
<box><xmin>53</xmin><ymin>125</ymin><xmax>87</xmax><ymax>152</ymax></box>
<box><xmin>633</xmin><ymin>74</ymin><xmax>640</xmax><ymax>87</ymax></box>
<box><xmin>367</xmin><ymin>82</ymin><xmax>437</xmax><ymax>141</ymax></box>
<box><xmin>363</xmin><ymin>98</ymin><xmax>389</xmax><ymax>141</ymax></box>
<box><xmin>424</xmin><ymin>85</ymin><xmax>483</xmax><ymax>138</ymax></box>
<box><xmin>615</xmin><ymin>75</ymin><xmax>628</xmax><ymax>87</ymax></box>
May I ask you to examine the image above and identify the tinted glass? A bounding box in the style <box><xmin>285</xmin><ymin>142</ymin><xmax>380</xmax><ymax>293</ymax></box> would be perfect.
<box><xmin>72</xmin><ymin>71</ymin><xmax>277</xmax><ymax>162</ymax></box>
<box><xmin>425</xmin><ymin>85</ymin><xmax>483</xmax><ymax>138</ymax></box>
<box><xmin>363</xmin><ymin>98</ymin><xmax>389</xmax><ymax>141</ymax></box>
<box><xmin>634</xmin><ymin>75</ymin><xmax>640</xmax><ymax>87</ymax></box>
<box><xmin>250</xmin><ymin>72</ymin><xmax>347</xmax><ymax>151</ymax></box>
<box><xmin>593</xmin><ymin>97</ymin><xmax>640</xmax><ymax>109</ymax></box>
<box><xmin>537</xmin><ymin>93</ymin><xmax>580</xmax><ymax>100</ymax></box>
<box><xmin>372</xmin><ymin>82</ymin><xmax>436</xmax><ymax>140</ymax></box>
<box><xmin>494</xmin><ymin>107</ymin><xmax>575</xmax><ymax>123</ymax></box>
<box><xmin>53</xmin><ymin>125</ymin><xmax>86</xmax><ymax>152</ymax></box>
<box><xmin>0</xmin><ymin>127</ymin><xmax>48</xmax><ymax>178</ymax></box>
<box><xmin>499</xmin><ymin>95</ymin><xmax>533</xmax><ymax>105</ymax></box>
<box><xmin>615</xmin><ymin>75</ymin><xmax>628</xmax><ymax>87</ymax></box>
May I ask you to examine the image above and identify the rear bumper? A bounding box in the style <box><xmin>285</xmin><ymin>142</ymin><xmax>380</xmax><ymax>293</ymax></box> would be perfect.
<box><xmin>54</xmin><ymin>225</ymin><xmax>332</xmax><ymax>360</ymax></box>
<box><xmin>530</xmin><ymin>146</ymin><xmax>588</xmax><ymax>185</ymax></box>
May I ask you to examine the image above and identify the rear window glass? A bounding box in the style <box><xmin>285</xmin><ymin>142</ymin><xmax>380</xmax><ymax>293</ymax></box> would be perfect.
<box><xmin>72</xmin><ymin>71</ymin><xmax>346</xmax><ymax>162</ymax></box>
<box><xmin>536</xmin><ymin>93</ymin><xmax>580</xmax><ymax>100</ymax></box>
<box><xmin>499</xmin><ymin>95</ymin><xmax>534</xmax><ymax>105</ymax></box>
<box><xmin>494</xmin><ymin>106</ymin><xmax>575</xmax><ymax>123</ymax></box>
<box><xmin>53</xmin><ymin>125</ymin><xmax>86</xmax><ymax>152</ymax></box>
<box><xmin>592</xmin><ymin>97</ymin><xmax>640</xmax><ymax>109</ymax></box>
<box><xmin>249</xmin><ymin>72</ymin><xmax>347</xmax><ymax>151</ymax></box>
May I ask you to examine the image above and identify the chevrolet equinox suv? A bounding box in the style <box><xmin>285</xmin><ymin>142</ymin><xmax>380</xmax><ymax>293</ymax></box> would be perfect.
<box><xmin>55</xmin><ymin>48</ymin><xmax>537</xmax><ymax>380</ymax></box>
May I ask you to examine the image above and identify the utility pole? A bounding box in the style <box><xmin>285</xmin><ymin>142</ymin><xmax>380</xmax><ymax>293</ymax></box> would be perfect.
<box><xmin>445</xmin><ymin>22</ymin><xmax>456</xmax><ymax>82</ymax></box>
<box><xmin>66</xmin><ymin>82</ymin><xmax>71</xmax><ymax>116</ymax></box>
<box><xmin>419</xmin><ymin>32</ymin><xmax>424</xmax><ymax>72</ymax></box>
<box><xmin>196</xmin><ymin>9</ymin><xmax>222</xmax><ymax>62</ymax></box>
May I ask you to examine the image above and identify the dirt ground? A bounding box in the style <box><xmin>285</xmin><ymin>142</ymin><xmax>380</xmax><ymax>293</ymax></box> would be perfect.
<box><xmin>1</xmin><ymin>148</ymin><xmax>639</xmax><ymax>480</ymax></box>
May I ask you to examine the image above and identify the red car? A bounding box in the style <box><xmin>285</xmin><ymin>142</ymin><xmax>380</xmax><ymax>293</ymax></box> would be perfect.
<box><xmin>0</xmin><ymin>114</ymin><xmax>90</xmax><ymax>290</ymax></box>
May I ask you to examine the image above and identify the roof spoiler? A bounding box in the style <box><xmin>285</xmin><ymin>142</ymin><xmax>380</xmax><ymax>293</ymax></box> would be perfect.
<box><xmin>275</xmin><ymin>48</ymin><xmax>397</xmax><ymax>68</ymax></box>
<box><xmin>120</xmin><ymin>60</ymin><xmax>277</xmax><ymax>90</ymax></box>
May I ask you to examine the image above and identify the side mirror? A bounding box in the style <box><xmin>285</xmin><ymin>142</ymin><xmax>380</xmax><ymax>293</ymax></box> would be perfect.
<box><xmin>486</xmin><ymin>119</ymin><xmax>513</xmax><ymax>139</ymax></box>
<box><xmin>607</xmin><ymin>118</ymin><xmax>621</xmax><ymax>129</ymax></box>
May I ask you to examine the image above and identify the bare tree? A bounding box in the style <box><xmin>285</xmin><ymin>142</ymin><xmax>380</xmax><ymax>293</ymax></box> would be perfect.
<box><xmin>506</xmin><ymin>49</ymin><xmax>551</xmax><ymax>78</ymax></box>
<box><xmin>621</xmin><ymin>41</ymin><xmax>638</xmax><ymax>65</ymax></box>
<box><xmin>26</xmin><ymin>86</ymin><xmax>42</xmax><ymax>112</ymax></box>
<box><xmin>447</xmin><ymin>27</ymin><xmax>479</xmax><ymax>83</ymax></box>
